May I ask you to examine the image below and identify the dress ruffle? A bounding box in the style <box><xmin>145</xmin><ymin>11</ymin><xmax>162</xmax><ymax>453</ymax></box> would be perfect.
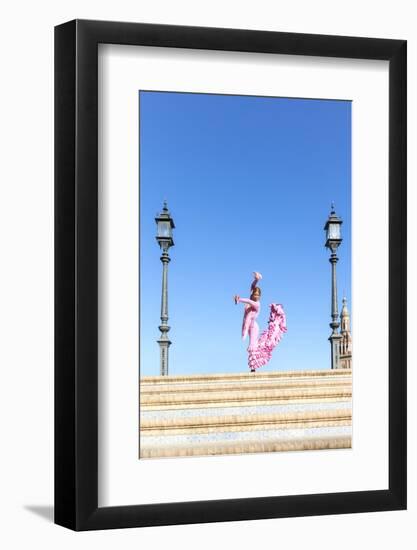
<box><xmin>248</xmin><ymin>304</ymin><xmax>287</xmax><ymax>370</ymax></box>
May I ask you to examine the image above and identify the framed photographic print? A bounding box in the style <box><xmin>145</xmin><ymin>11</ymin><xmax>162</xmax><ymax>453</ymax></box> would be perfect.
<box><xmin>55</xmin><ymin>20</ymin><xmax>407</xmax><ymax>530</ymax></box>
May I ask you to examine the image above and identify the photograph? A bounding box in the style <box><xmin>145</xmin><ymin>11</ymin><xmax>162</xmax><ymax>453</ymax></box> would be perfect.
<box><xmin>138</xmin><ymin>91</ymin><xmax>352</xmax><ymax>459</ymax></box>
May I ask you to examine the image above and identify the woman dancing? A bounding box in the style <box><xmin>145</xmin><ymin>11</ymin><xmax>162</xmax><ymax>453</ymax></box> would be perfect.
<box><xmin>234</xmin><ymin>272</ymin><xmax>287</xmax><ymax>372</ymax></box>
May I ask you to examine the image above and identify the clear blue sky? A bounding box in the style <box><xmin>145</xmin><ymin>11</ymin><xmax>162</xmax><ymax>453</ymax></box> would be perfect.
<box><xmin>139</xmin><ymin>91</ymin><xmax>351</xmax><ymax>376</ymax></box>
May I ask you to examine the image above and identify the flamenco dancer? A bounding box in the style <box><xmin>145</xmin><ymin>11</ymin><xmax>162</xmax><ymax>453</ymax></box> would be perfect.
<box><xmin>234</xmin><ymin>272</ymin><xmax>287</xmax><ymax>372</ymax></box>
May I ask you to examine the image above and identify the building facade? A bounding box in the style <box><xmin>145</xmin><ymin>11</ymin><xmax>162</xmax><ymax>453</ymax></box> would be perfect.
<box><xmin>338</xmin><ymin>297</ymin><xmax>352</xmax><ymax>369</ymax></box>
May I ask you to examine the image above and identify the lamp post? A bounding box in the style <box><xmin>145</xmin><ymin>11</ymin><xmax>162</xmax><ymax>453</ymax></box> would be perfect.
<box><xmin>155</xmin><ymin>201</ymin><xmax>175</xmax><ymax>376</ymax></box>
<box><xmin>324</xmin><ymin>203</ymin><xmax>343</xmax><ymax>370</ymax></box>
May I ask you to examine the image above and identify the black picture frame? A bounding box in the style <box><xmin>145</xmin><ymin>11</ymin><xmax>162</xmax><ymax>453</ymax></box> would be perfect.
<box><xmin>55</xmin><ymin>19</ymin><xmax>407</xmax><ymax>531</ymax></box>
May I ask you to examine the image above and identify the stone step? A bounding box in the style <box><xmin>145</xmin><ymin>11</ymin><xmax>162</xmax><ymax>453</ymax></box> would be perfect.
<box><xmin>140</xmin><ymin>408</ymin><xmax>351</xmax><ymax>435</ymax></box>
<box><xmin>140</xmin><ymin>435</ymin><xmax>352</xmax><ymax>458</ymax></box>
<box><xmin>141</xmin><ymin>400</ymin><xmax>352</xmax><ymax>420</ymax></box>
<box><xmin>141</xmin><ymin>386</ymin><xmax>352</xmax><ymax>409</ymax></box>
<box><xmin>141</xmin><ymin>369</ymin><xmax>352</xmax><ymax>386</ymax></box>
<box><xmin>141</xmin><ymin>425</ymin><xmax>351</xmax><ymax>449</ymax></box>
<box><xmin>140</xmin><ymin>379</ymin><xmax>352</xmax><ymax>395</ymax></box>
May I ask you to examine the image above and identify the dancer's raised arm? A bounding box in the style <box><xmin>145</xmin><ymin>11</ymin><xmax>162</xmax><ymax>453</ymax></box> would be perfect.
<box><xmin>235</xmin><ymin>296</ymin><xmax>259</xmax><ymax>308</ymax></box>
<box><xmin>250</xmin><ymin>271</ymin><xmax>262</xmax><ymax>293</ymax></box>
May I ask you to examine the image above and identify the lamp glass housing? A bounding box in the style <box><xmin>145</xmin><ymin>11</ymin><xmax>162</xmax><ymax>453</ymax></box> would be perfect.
<box><xmin>327</xmin><ymin>221</ymin><xmax>341</xmax><ymax>241</ymax></box>
<box><xmin>157</xmin><ymin>220</ymin><xmax>172</xmax><ymax>239</ymax></box>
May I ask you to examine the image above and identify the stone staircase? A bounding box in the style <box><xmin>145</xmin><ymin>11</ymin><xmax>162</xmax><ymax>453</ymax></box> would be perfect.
<box><xmin>139</xmin><ymin>369</ymin><xmax>352</xmax><ymax>458</ymax></box>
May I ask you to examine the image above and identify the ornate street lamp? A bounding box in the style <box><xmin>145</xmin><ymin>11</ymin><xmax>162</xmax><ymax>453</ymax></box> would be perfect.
<box><xmin>155</xmin><ymin>201</ymin><xmax>175</xmax><ymax>376</ymax></box>
<box><xmin>324</xmin><ymin>203</ymin><xmax>343</xmax><ymax>369</ymax></box>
